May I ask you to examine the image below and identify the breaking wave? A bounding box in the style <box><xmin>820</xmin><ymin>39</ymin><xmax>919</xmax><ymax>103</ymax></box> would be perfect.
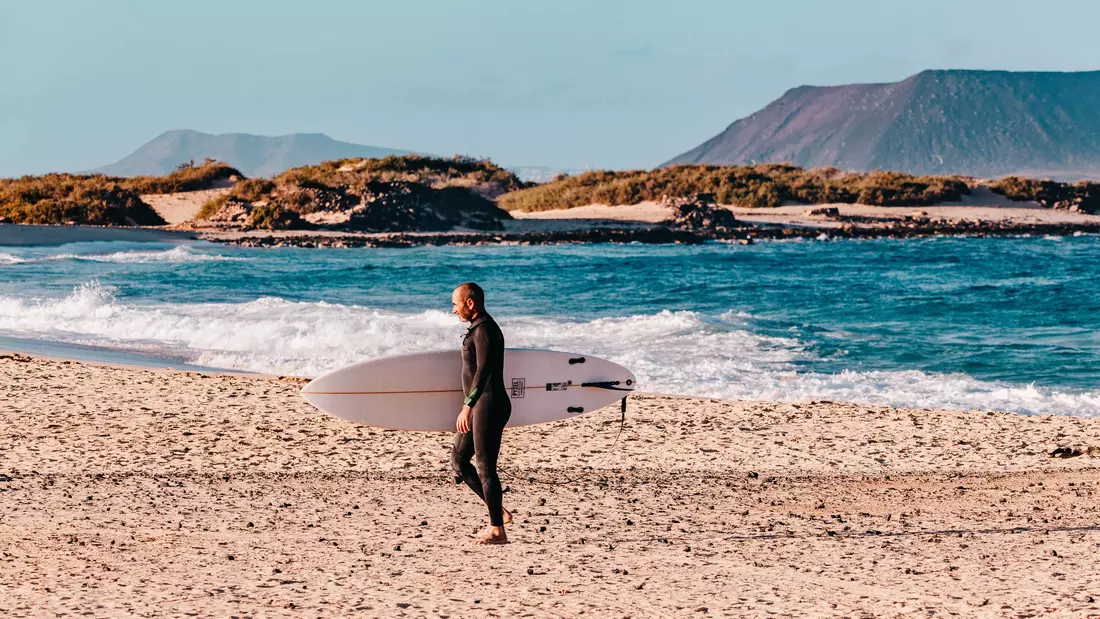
<box><xmin>1</xmin><ymin>281</ymin><xmax>1097</xmax><ymax>417</ymax></box>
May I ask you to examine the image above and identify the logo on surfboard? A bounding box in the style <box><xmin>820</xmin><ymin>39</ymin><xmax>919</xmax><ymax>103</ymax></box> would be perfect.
<box><xmin>510</xmin><ymin>378</ymin><xmax>526</xmax><ymax>398</ymax></box>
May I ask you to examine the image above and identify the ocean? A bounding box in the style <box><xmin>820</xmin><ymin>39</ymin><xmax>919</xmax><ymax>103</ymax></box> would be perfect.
<box><xmin>2</xmin><ymin>235</ymin><xmax>1098</xmax><ymax>416</ymax></box>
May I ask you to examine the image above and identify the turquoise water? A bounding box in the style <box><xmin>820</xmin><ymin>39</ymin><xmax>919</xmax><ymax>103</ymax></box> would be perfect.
<box><xmin>2</xmin><ymin>235</ymin><xmax>1098</xmax><ymax>416</ymax></box>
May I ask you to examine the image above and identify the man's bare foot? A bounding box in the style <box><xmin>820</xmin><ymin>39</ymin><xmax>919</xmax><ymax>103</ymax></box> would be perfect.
<box><xmin>502</xmin><ymin>507</ymin><xmax>514</xmax><ymax>525</ymax></box>
<box><xmin>475</xmin><ymin>526</ymin><xmax>509</xmax><ymax>545</ymax></box>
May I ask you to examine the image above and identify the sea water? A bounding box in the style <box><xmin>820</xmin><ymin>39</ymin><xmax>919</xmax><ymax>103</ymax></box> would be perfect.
<box><xmin>1</xmin><ymin>236</ymin><xmax>1098</xmax><ymax>416</ymax></box>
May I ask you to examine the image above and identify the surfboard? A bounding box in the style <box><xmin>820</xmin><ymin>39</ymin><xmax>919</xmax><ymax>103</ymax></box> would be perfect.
<box><xmin>300</xmin><ymin>349</ymin><xmax>636</xmax><ymax>431</ymax></box>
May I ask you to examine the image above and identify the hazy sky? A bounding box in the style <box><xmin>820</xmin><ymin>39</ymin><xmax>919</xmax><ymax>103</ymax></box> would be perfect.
<box><xmin>1</xmin><ymin>0</ymin><xmax>1098</xmax><ymax>175</ymax></box>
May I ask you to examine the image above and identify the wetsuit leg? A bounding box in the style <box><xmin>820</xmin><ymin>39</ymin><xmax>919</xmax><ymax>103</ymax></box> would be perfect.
<box><xmin>451</xmin><ymin>430</ymin><xmax>485</xmax><ymax>501</ymax></box>
<box><xmin>471</xmin><ymin>395</ymin><xmax>510</xmax><ymax>527</ymax></box>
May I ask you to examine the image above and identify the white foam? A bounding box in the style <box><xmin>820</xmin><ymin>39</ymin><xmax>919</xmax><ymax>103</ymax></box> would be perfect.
<box><xmin>0</xmin><ymin>245</ymin><xmax>245</xmax><ymax>264</ymax></box>
<box><xmin>0</xmin><ymin>253</ymin><xmax>28</xmax><ymax>264</ymax></box>
<box><xmin>2</xmin><ymin>282</ymin><xmax>1098</xmax><ymax>417</ymax></box>
<box><xmin>73</xmin><ymin>246</ymin><xmax>248</xmax><ymax>263</ymax></box>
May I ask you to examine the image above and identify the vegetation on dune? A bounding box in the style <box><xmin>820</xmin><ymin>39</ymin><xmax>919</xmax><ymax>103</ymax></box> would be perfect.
<box><xmin>272</xmin><ymin>155</ymin><xmax>526</xmax><ymax>198</ymax></box>
<box><xmin>198</xmin><ymin>155</ymin><xmax>516</xmax><ymax>230</ymax></box>
<box><xmin>0</xmin><ymin>175</ymin><xmax>166</xmax><ymax>225</ymax></box>
<box><xmin>990</xmin><ymin>177</ymin><xmax>1063</xmax><ymax>202</ymax></box>
<box><xmin>0</xmin><ymin>159</ymin><xmax>242</xmax><ymax>225</ymax></box>
<box><xmin>122</xmin><ymin>159</ymin><xmax>242</xmax><ymax>194</ymax></box>
<box><xmin>497</xmin><ymin>164</ymin><xmax>971</xmax><ymax>211</ymax></box>
<box><xmin>195</xmin><ymin>194</ymin><xmax>228</xmax><ymax>220</ymax></box>
<box><xmin>246</xmin><ymin>203</ymin><xmax>306</xmax><ymax>230</ymax></box>
<box><xmin>990</xmin><ymin>176</ymin><xmax>1100</xmax><ymax>213</ymax></box>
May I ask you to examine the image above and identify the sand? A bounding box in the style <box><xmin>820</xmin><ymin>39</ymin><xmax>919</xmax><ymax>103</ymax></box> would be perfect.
<box><xmin>511</xmin><ymin>202</ymin><xmax>671</xmax><ymax>224</ymax></box>
<box><xmin>510</xmin><ymin>189</ymin><xmax>1100</xmax><ymax>230</ymax></box>
<box><xmin>0</xmin><ymin>224</ymin><xmax>194</xmax><ymax>247</ymax></box>
<box><xmin>2</xmin><ymin>354</ymin><xmax>1099</xmax><ymax>616</ymax></box>
<box><xmin>141</xmin><ymin>188</ymin><xmax>233</xmax><ymax>225</ymax></box>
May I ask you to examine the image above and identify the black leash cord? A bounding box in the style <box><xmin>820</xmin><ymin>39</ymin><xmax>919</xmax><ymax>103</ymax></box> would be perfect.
<box><xmin>502</xmin><ymin>395</ymin><xmax>628</xmax><ymax>486</ymax></box>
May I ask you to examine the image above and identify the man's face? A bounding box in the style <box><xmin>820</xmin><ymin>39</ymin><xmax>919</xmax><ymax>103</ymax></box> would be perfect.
<box><xmin>451</xmin><ymin>289</ymin><xmax>475</xmax><ymax>322</ymax></box>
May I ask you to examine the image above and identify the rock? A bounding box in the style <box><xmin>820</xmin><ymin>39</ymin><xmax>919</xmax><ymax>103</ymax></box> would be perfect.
<box><xmin>660</xmin><ymin>194</ymin><xmax>738</xmax><ymax>232</ymax></box>
<box><xmin>206</xmin><ymin>199</ymin><xmax>253</xmax><ymax>224</ymax></box>
<box><xmin>1048</xmin><ymin>445</ymin><xmax>1099</xmax><ymax>458</ymax></box>
<box><xmin>0</xmin><ymin>216</ymin><xmax>10</xmax><ymax>224</ymax></box>
<box><xmin>805</xmin><ymin>207</ymin><xmax>840</xmax><ymax>217</ymax></box>
<box><xmin>345</xmin><ymin>181</ymin><xmax>508</xmax><ymax>232</ymax></box>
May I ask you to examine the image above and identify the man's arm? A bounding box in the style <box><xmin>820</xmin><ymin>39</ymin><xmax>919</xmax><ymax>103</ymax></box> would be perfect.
<box><xmin>463</xmin><ymin>326</ymin><xmax>497</xmax><ymax>407</ymax></box>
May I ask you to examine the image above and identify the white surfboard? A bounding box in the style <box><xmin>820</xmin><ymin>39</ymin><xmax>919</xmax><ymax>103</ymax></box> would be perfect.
<box><xmin>301</xmin><ymin>349</ymin><xmax>636</xmax><ymax>431</ymax></box>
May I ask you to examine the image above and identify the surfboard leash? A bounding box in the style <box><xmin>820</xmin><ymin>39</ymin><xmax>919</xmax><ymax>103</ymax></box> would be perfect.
<box><xmin>502</xmin><ymin>393</ymin><xmax>628</xmax><ymax>487</ymax></box>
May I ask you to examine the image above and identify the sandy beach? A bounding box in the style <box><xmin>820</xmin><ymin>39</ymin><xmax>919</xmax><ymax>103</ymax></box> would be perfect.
<box><xmin>510</xmin><ymin>188</ymin><xmax>1100</xmax><ymax>230</ymax></box>
<box><xmin>2</xmin><ymin>353</ymin><xmax>1099</xmax><ymax>617</ymax></box>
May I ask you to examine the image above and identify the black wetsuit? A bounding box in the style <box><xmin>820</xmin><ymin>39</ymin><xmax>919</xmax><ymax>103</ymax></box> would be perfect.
<box><xmin>451</xmin><ymin>312</ymin><xmax>512</xmax><ymax>526</ymax></box>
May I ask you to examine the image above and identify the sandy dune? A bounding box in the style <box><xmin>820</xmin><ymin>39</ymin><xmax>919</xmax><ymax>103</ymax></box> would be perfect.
<box><xmin>1</xmin><ymin>354</ymin><xmax>1099</xmax><ymax>616</ymax></box>
<box><xmin>141</xmin><ymin>187</ymin><xmax>233</xmax><ymax>225</ymax></box>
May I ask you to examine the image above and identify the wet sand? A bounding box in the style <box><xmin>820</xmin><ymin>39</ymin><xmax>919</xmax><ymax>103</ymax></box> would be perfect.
<box><xmin>1</xmin><ymin>354</ymin><xmax>1099</xmax><ymax>616</ymax></box>
<box><xmin>0</xmin><ymin>224</ymin><xmax>194</xmax><ymax>247</ymax></box>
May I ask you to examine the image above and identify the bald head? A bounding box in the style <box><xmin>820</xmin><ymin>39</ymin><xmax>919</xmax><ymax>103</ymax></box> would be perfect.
<box><xmin>451</xmin><ymin>282</ymin><xmax>485</xmax><ymax>322</ymax></box>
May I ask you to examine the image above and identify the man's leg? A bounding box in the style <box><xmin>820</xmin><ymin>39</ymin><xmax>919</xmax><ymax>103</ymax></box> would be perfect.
<box><xmin>451</xmin><ymin>430</ymin><xmax>484</xmax><ymax>500</ymax></box>
<box><xmin>472</xmin><ymin>404</ymin><xmax>506</xmax><ymax>529</ymax></box>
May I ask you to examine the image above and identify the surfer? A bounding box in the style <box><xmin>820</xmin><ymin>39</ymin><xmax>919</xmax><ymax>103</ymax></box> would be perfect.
<box><xmin>450</xmin><ymin>282</ymin><xmax>513</xmax><ymax>544</ymax></box>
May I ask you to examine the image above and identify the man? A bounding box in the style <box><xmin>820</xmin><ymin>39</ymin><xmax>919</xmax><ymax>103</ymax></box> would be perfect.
<box><xmin>450</xmin><ymin>282</ymin><xmax>513</xmax><ymax>544</ymax></box>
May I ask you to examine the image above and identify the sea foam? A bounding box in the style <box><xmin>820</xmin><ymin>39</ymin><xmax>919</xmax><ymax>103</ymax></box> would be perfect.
<box><xmin>0</xmin><ymin>245</ymin><xmax>245</xmax><ymax>264</ymax></box>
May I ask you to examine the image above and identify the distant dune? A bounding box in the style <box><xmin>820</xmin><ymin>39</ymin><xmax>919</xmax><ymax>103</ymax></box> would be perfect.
<box><xmin>93</xmin><ymin>130</ymin><xmax>418</xmax><ymax>178</ymax></box>
<box><xmin>667</xmin><ymin>69</ymin><xmax>1100</xmax><ymax>181</ymax></box>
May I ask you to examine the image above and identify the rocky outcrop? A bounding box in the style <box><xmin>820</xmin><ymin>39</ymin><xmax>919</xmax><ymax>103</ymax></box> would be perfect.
<box><xmin>201</xmin><ymin>199</ymin><xmax>310</xmax><ymax>230</ymax></box>
<box><xmin>660</xmin><ymin>193</ymin><xmax>739</xmax><ymax>232</ymax></box>
<box><xmin>805</xmin><ymin>207</ymin><xmax>840</xmax><ymax>218</ymax></box>
<box><xmin>217</xmin><ymin>218</ymin><xmax>1100</xmax><ymax>249</ymax></box>
<box><xmin>199</xmin><ymin>179</ymin><xmax>511</xmax><ymax>232</ymax></box>
<box><xmin>341</xmin><ymin>181</ymin><xmax>508</xmax><ymax>232</ymax></box>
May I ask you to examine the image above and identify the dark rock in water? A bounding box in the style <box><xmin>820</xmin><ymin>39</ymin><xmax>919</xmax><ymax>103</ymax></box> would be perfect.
<box><xmin>660</xmin><ymin>194</ymin><xmax>738</xmax><ymax>232</ymax></box>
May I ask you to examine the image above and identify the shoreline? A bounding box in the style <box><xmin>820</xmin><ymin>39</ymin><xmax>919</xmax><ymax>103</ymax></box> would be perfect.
<box><xmin>201</xmin><ymin>220</ymin><xmax>1100</xmax><ymax>248</ymax></box>
<box><xmin>2</xmin><ymin>354</ymin><xmax>1098</xmax><ymax>615</ymax></box>
<box><xmin>6</xmin><ymin>197</ymin><xmax>1100</xmax><ymax>250</ymax></box>
<box><xmin>0</xmin><ymin>343</ymin><xmax>274</xmax><ymax>380</ymax></box>
<box><xmin>0</xmin><ymin>223</ymin><xmax>196</xmax><ymax>247</ymax></box>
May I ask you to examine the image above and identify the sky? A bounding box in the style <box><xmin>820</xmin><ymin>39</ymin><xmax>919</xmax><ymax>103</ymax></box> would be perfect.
<box><xmin>1</xmin><ymin>0</ymin><xmax>1099</xmax><ymax>176</ymax></box>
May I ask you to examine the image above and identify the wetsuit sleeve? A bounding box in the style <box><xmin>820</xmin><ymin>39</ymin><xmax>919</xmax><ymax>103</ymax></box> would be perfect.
<box><xmin>463</xmin><ymin>326</ymin><xmax>496</xmax><ymax>407</ymax></box>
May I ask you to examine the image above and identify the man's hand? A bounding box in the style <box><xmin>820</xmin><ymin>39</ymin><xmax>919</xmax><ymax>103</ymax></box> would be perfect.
<box><xmin>456</xmin><ymin>405</ymin><xmax>472</xmax><ymax>433</ymax></box>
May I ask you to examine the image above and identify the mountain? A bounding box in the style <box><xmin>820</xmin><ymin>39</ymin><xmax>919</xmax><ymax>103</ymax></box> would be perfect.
<box><xmin>666</xmin><ymin>70</ymin><xmax>1100</xmax><ymax>180</ymax></box>
<box><xmin>93</xmin><ymin>130</ymin><xmax>418</xmax><ymax>178</ymax></box>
